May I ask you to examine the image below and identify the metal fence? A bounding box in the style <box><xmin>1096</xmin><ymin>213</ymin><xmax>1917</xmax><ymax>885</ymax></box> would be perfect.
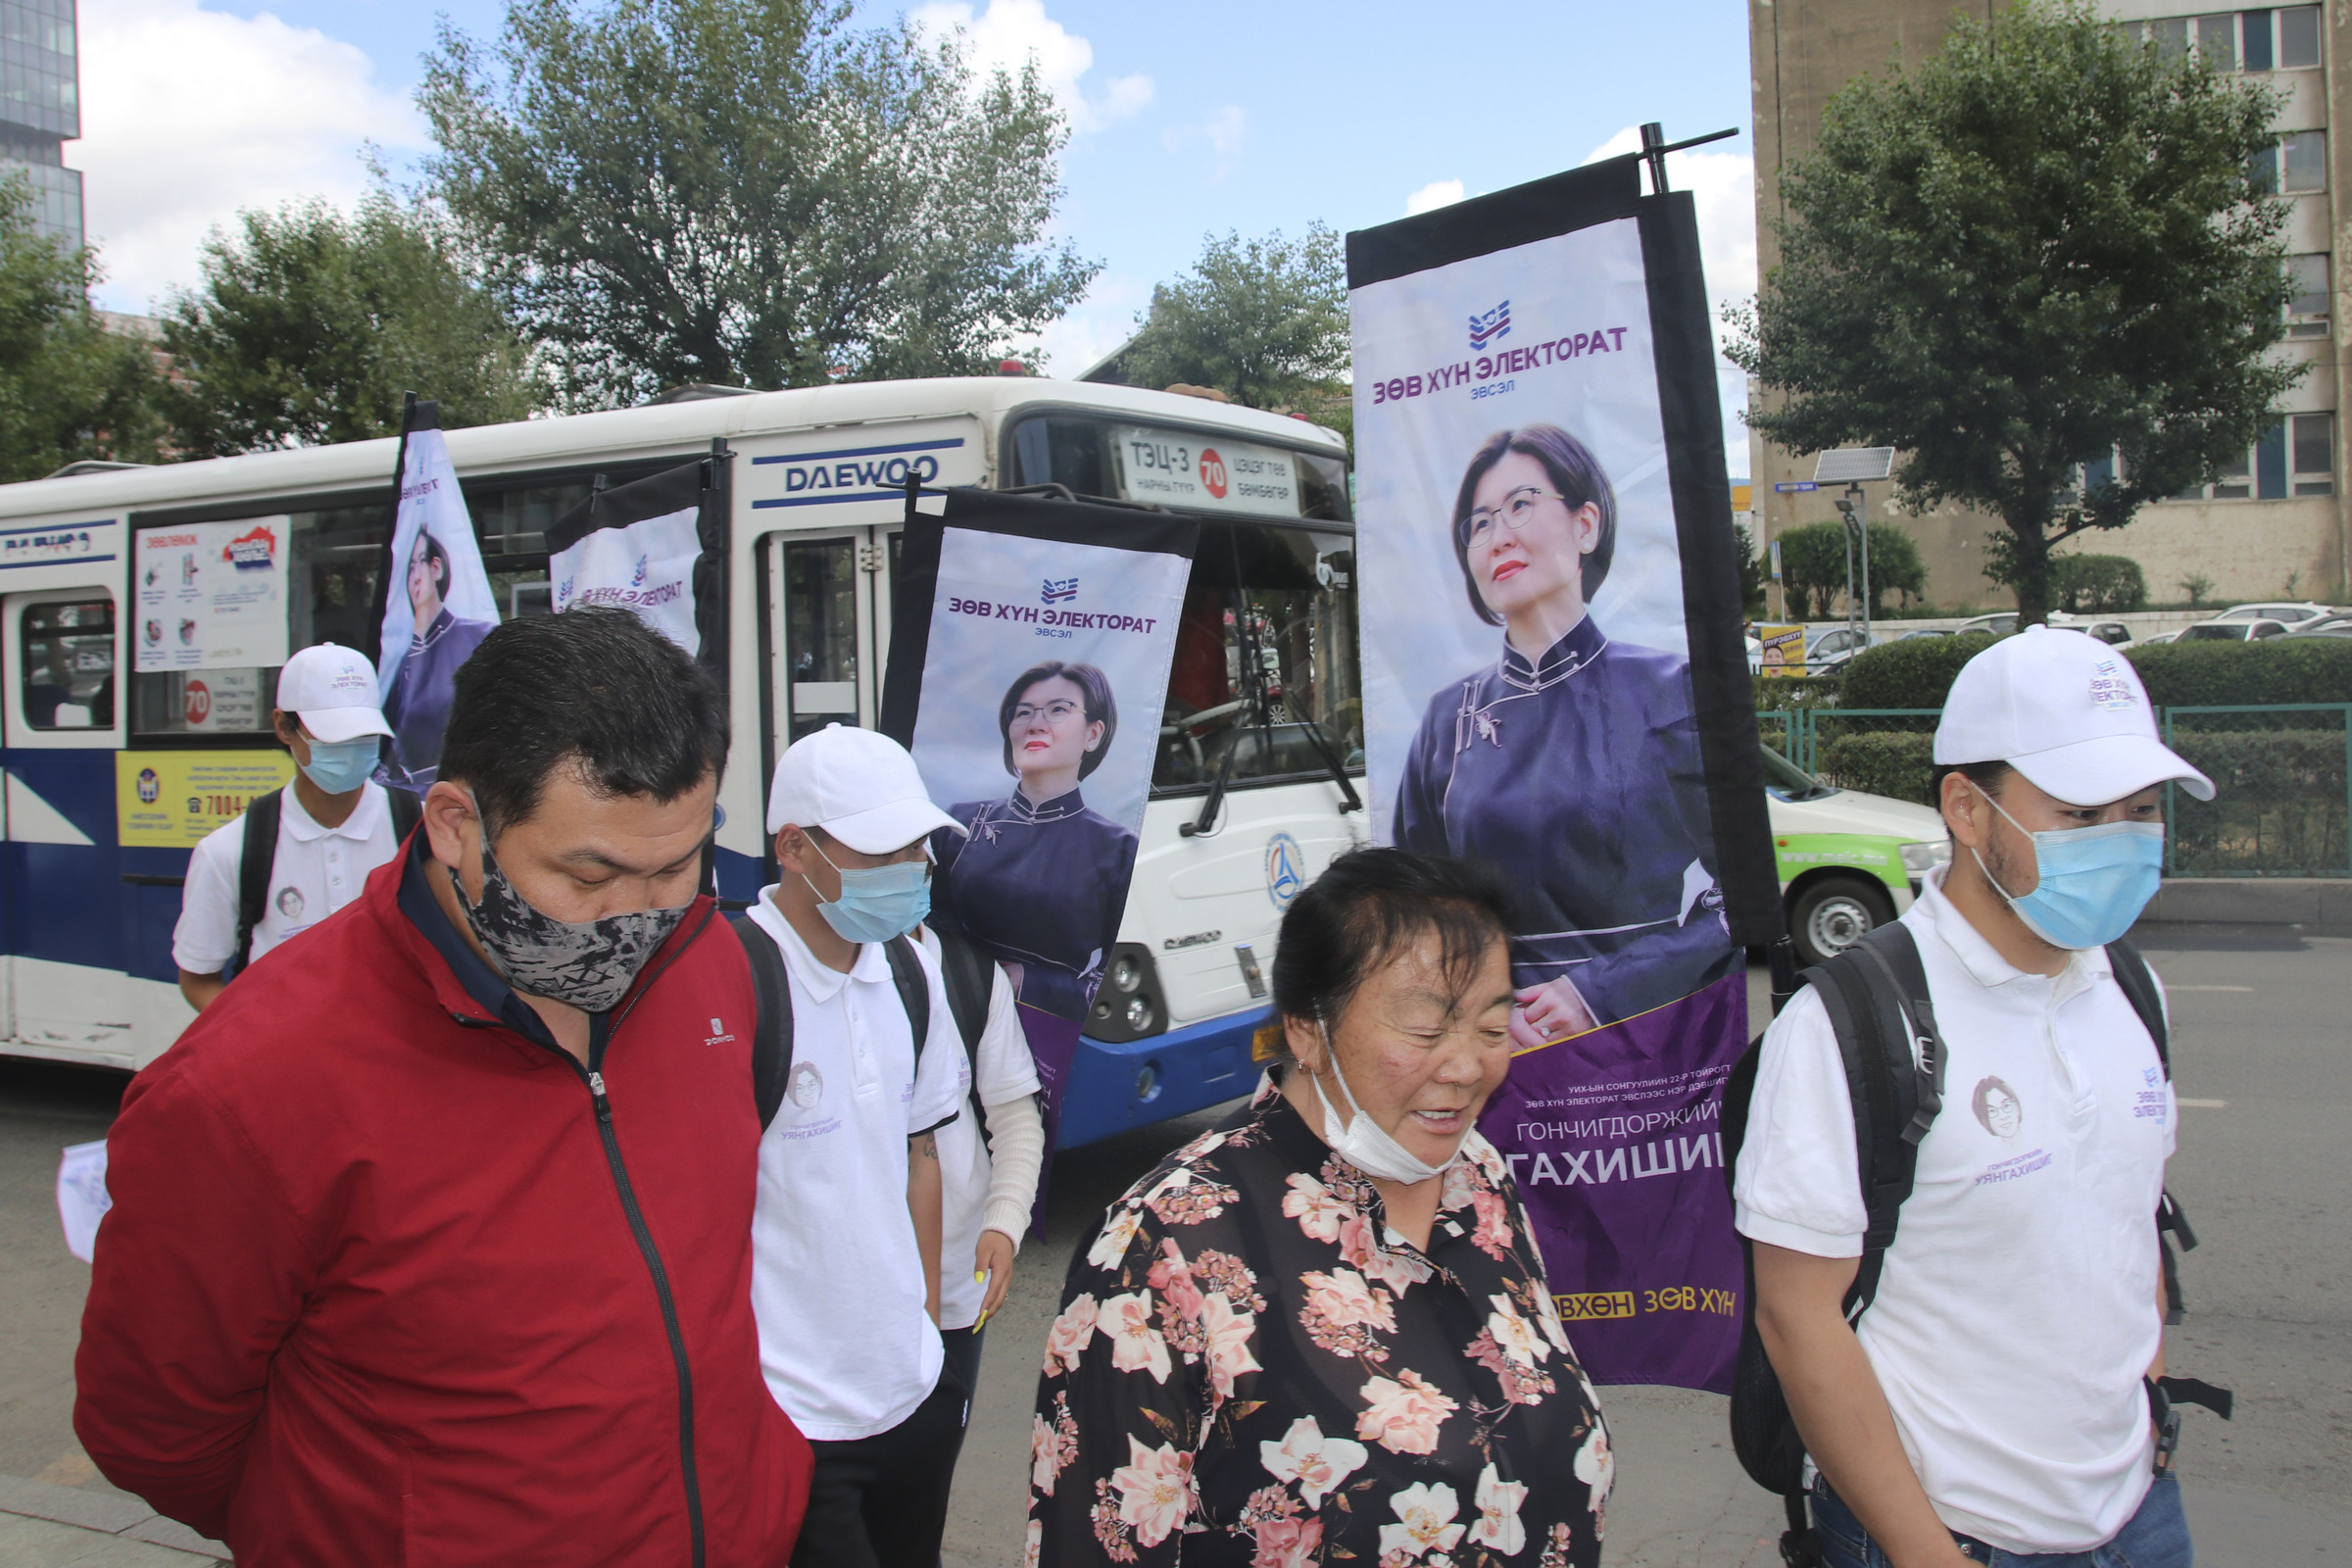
<box><xmin>1757</xmin><ymin>702</ymin><xmax>2352</xmax><ymax>878</ymax></box>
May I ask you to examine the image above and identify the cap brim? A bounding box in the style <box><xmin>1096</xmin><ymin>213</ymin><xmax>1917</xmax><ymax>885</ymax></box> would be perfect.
<box><xmin>300</xmin><ymin>707</ymin><xmax>394</xmax><ymax>743</ymax></box>
<box><xmin>799</xmin><ymin>796</ymin><xmax>967</xmax><ymax>854</ymax></box>
<box><xmin>2009</xmin><ymin>733</ymin><xmax>2215</xmax><ymax>805</ymax></box>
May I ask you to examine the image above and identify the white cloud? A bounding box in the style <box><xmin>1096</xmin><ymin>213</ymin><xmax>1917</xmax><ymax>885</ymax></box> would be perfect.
<box><xmin>75</xmin><ymin>0</ymin><xmax>423</xmax><ymax>314</ymax></box>
<box><xmin>1022</xmin><ymin>274</ymin><xmax>1152</xmax><ymax>379</ymax></box>
<box><xmin>1586</xmin><ymin>126</ymin><xmax>1759</xmax><ymax>477</ymax></box>
<box><xmin>1162</xmin><ymin>105</ymin><xmax>1246</xmax><ymax>180</ymax></box>
<box><xmin>1404</xmin><ymin>178</ymin><xmax>1465</xmax><ymax>217</ymax></box>
<box><xmin>910</xmin><ymin>0</ymin><xmax>1152</xmax><ymax>134</ymax></box>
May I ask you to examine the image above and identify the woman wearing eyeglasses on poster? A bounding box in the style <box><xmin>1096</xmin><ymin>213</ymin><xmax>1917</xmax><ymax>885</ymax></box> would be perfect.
<box><xmin>1392</xmin><ymin>424</ymin><xmax>1735</xmax><ymax>1046</ymax></box>
<box><xmin>933</xmin><ymin>661</ymin><xmax>1140</xmax><ymax>1021</ymax></box>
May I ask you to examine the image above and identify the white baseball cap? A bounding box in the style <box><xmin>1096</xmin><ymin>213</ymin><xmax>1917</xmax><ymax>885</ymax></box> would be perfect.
<box><xmin>1934</xmin><ymin>625</ymin><xmax>2214</xmax><ymax>804</ymax></box>
<box><xmin>275</xmin><ymin>643</ymin><xmax>392</xmax><ymax>744</ymax></box>
<box><xmin>765</xmin><ymin>722</ymin><xmax>966</xmax><ymax>853</ymax></box>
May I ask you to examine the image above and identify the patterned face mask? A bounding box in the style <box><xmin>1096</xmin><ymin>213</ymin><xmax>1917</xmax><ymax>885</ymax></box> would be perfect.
<box><xmin>449</xmin><ymin>799</ymin><xmax>694</xmax><ymax>1013</ymax></box>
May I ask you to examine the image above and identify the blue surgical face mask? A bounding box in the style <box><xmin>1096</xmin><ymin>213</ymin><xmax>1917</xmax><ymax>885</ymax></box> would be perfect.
<box><xmin>300</xmin><ymin>735</ymin><xmax>380</xmax><ymax>796</ymax></box>
<box><xmin>1971</xmin><ymin>784</ymin><xmax>2165</xmax><ymax>951</ymax></box>
<box><xmin>803</xmin><ymin>839</ymin><xmax>931</xmax><ymax>944</ymax></box>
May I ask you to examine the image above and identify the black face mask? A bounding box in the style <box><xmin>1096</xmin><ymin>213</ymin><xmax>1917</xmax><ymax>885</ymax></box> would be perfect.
<box><xmin>449</xmin><ymin>806</ymin><xmax>692</xmax><ymax>1013</ymax></box>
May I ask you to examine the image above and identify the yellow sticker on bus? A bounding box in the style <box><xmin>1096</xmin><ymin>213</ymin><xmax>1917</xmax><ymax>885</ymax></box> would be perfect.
<box><xmin>117</xmin><ymin>750</ymin><xmax>295</xmax><ymax>847</ymax></box>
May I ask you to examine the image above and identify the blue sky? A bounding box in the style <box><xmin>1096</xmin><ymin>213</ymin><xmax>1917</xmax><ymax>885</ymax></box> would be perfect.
<box><xmin>78</xmin><ymin>0</ymin><xmax>1757</xmax><ymax>466</ymax></box>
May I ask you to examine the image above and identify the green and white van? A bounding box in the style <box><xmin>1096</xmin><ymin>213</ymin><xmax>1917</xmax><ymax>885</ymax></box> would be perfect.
<box><xmin>1761</xmin><ymin>747</ymin><xmax>1950</xmax><ymax>965</ymax></box>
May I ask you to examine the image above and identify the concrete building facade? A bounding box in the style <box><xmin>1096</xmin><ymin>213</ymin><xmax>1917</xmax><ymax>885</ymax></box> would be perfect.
<box><xmin>1749</xmin><ymin>0</ymin><xmax>2350</xmax><ymax>610</ymax></box>
<box><xmin>0</xmin><ymin>0</ymin><xmax>78</xmax><ymax>249</ymax></box>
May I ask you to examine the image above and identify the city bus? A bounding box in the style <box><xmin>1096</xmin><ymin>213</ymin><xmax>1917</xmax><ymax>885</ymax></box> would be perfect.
<box><xmin>0</xmin><ymin>376</ymin><xmax>1362</xmax><ymax>1146</ymax></box>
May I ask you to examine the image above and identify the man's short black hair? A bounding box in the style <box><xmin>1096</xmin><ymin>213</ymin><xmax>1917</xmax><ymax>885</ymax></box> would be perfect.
<box><xmin>440</xmin><ymin>607</ymin><xmax>728</xmax><ymax>836</ymax></box>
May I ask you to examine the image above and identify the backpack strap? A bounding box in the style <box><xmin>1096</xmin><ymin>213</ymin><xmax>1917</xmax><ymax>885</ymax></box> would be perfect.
<box><xmin>732</xmin><ymin>914</ymin><xmax>796</xmax><ymax>1131</ymax></box>
<box><xmin>385</xmin><ymin>785</ymin><xmax>422</xmax><ymax>846</ymax></box>
<box><xmin>2104</xmin><ymin>936</ymin><xmax>2169</xmax><ymax>1077</ymax></box>
<box><xmin>229</xmin><ymin>788</ymin><xmax>284</xmax><ymax>980</ymax></box>
<box><xmin>930</xmin><ymin>926</ymin><xmax>1002</xmax><ymax>1148</ymax></box>
<box><xmin>884</xmin><ymin>934</ymin><xmax>932</xmax><ymax>1067</ymax></box>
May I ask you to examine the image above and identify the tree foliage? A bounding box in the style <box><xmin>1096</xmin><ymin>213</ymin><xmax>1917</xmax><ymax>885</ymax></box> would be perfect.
<box><xmin>1728</xmin><ymin>0</ymin><xmax>2299</xmax><ymax>625</ymax></box>
<box><xmin>160</xmin><ymin>192</ymin><xmax>542</xmax><ymax>455</ymax></box>
<box><xmin>1118</xmin><ymin>224</ymin><xmax>1350</xmax><ymax>429</ymax></box>
<box><xmin>417</xmin><ymin>0</ymin><xmax>1100</xmax><ymax>407</ymax></box>
<box><xmin>2046</xmin><ymin>552</ymin><xmax>2148</xmax><ymax>612</ymax></box>
<box><xmin>0</xmin><ymin>172</ymin><xmax>166</xmax><ymax>481</ymax></box>
<box><xmin>1776</xmin><ymin>519</ymin><xmax>1927</xmax><ymax>617</ymax></box>
<box><xmin>1733</xmin><ymin>519</ymin><xmax>1768</xmax><ymax>613</ymax></box>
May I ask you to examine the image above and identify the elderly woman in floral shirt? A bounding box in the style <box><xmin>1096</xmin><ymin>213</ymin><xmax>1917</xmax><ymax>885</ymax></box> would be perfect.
<box><xmin>1029</xmin><ymin>848</ymin><xmax>1611</xmax><ymax>1567</ymax></box>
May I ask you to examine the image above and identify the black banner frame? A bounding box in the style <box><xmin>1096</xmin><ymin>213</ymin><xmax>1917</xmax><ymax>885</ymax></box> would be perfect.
<box><xmin>1347</xmin><ymin>153</ymin><xmax>1785</xmax><ymax>948</ymax></box>
<box><xmin>544</xmin><ymin>439</ymin><xmax>736</xmax><ymax>691</ymax></box>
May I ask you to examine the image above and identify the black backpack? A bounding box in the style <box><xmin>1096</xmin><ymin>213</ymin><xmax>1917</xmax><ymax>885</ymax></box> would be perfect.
<box><xmin>228</xmin><ymin>785</ymin><xmax>422</xmax><ymax>979</ymax></box>
<box><xmin>728</xmin><ymin>915</ymin><xmax>996</xmax><ymax>1132</ymax></box>
<box><xmin>1721</xmin><ymin>923</ymin><xmax>2227</xmax><ymax>1565</ymax></box>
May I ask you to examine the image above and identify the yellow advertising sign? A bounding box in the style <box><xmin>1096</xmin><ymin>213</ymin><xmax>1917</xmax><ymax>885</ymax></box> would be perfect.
<box><xmin>1757</xmin><ymin>623</ymin><xmax>1807</xmax><ymax>677</ymax></box>
<box><xmin>116</xmin><ymin>750</ymin><xmax>293</xmax><ymax>847</ymax></box>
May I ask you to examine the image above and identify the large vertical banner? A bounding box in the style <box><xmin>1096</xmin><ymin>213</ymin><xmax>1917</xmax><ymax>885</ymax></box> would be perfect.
<box><xmin>1349</xmin><ymin>156</ymin><xmax>1781</xmax><ymax>1391</ymax></box>
<box><xmin>882</xmin><ymin>489</ymin><xmax>1199</xmax><ymax>1158</ymax></box>
<box><xmin>376</xmin><ymin>400</ymin><xmax>501</xmax><ymax>791</ymax></box>
<box><xmin>545</xmin><ymin>446</ymin><xmax>732</xmax><ymax>686</ymax></box>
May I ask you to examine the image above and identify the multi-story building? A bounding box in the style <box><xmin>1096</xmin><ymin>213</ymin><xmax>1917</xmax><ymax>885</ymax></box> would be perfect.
<box><xmin>0</xmin><ymin>0</ymin><xmax>78</xmax><ymax>248</ymax></box>
<box><xmin>1749</xmin><ymin>0</ymin><xmax>2347</xmax><ymax>609</ymax></box>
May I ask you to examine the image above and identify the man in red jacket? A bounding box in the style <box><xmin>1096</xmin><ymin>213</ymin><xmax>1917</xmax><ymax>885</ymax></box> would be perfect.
<box><xmin>75</xmin><ymin>607</ymin><xmax>812</xmax><ymax>1566</ymax></box>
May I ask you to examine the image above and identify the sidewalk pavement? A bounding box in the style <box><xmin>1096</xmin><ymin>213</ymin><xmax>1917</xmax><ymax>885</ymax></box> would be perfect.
<box><xmin>0</xmin><ymin>1474</ymin><xmax>224</xmax><ymax>1566</ymax></box>
<box><xmin>2139</xmin><ymin>877</ymin><xmax>2352</xmax><ymax>924</ymax></box>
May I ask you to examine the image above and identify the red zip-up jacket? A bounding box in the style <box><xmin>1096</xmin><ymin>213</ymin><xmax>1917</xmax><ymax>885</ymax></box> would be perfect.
<box><xmin>75</xmin><ymin>839</ymin><xmax>811</xmax><ymax>1566</ymax></box>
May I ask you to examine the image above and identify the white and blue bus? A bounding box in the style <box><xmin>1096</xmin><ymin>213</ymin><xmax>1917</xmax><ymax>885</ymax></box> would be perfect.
<box><xmin>0</xmin><ymin>376</ymin><xmax>1363</xmax><ymax>1146</ymax></box>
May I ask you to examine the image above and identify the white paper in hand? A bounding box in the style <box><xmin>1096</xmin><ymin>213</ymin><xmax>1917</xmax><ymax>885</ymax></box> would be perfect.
<box><xmin>57</xmin><ymin>1139</ymin><xmax>110</xmax><ymax>1262</ymax></box>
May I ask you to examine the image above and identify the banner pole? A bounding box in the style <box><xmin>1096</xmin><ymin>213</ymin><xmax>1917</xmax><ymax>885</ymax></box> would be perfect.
<box><xmin>362</xmin><ymin>391</ymin><xmax>420</xmax><ymax>668</ymax></box>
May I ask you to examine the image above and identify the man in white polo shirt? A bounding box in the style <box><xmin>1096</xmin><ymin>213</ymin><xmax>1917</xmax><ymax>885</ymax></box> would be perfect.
<box><xmin>1737</xmin><ymin>627</ymin><xmax>2211</xmax><ymax>1568</ymax></box>
<box><xmin>746</xmin><ymin>724</ymin><xmax>972</xmax><ymax>1568</ymax></box>
<box><xmin>172</xmin><ymin>644</ymin><xmax>411</xmax><ymax>1011</ymax></box>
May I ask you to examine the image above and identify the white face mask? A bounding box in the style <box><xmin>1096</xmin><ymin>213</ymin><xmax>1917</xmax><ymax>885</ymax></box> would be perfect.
<box><xmin>1305</xmin><ymin>1017</ymin><xmax>1468</xmax><ymax>1186</ymax></box>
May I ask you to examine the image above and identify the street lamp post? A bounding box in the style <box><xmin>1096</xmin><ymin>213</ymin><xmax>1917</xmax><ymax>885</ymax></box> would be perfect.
<box><xmin>1812</xmin><ymin>448</ymin><xmax>1895</xmax><ymax>655</ymax></box>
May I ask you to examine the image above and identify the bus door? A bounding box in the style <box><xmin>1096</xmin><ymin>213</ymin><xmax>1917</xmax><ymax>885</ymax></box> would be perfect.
<box><xmin>3</xmin><ymin>587</ymin><xmax>133</xmax><ymax>1062</ymax></box>
<box><xmin>763</xmin><ymin>524</ymin><xmax>898</xmax><ymax>747</ymax></box>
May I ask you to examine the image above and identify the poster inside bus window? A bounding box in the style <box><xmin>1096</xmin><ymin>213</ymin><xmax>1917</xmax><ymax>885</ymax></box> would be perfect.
<box><xmin>131</xmin><ymin>518</ymin><xmax>290</xmax><ymax>673</ymax></box>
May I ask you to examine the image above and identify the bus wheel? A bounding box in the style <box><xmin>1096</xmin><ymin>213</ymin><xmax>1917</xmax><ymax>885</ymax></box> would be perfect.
<box><xmin>1788</xmin><ymin>874</ymin><xmax>1895</xmax><ymax>967</ymax></box>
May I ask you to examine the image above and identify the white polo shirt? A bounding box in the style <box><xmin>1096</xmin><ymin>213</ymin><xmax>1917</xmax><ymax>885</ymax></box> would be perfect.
<box><xmin>1735</xmin><ymin>866</ymin><xmax>2174</xmax><ymax>1554</ymax></box>
<box><xmin>744</xmin><ymin>891</ymin><xmax>970</xmax><ymax>1443</ymax></box>
<box><xmin>172</xmin><ymin>783</ymin><xmax>402</xmax><ymax>974</ymax></box>
<box><xmin>912</xmin><ymin>928</ymin><xmax>1043</xmax><ymax>1331</ymax></box>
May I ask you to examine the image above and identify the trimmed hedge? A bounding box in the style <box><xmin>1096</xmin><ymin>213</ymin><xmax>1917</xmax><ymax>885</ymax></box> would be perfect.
<box><xmin>1819</xmin><ymin>731</ymin><xmax>1936</xmax><ymax>803</ymax></box>
<box><xmin>1833</xmin><ymin>629</ymin><xmax>2352</xmax><ymax>712</ymax></box>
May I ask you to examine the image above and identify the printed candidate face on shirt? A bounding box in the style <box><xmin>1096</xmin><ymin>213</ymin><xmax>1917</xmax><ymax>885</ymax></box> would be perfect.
<box><xmin>788</xmin><ymin>1061</ymin><xmax>824</xmax><ymax>1109</ymax></box>
<box><xmin>1971</xmin><ymin>1076</ymin><xmax>2024</xmax><ymax>1140</ymax></box>
<box><xmin>275</xmin><ymin>886</ymin><xmax>306</xmax><ymax>922</ymax></box>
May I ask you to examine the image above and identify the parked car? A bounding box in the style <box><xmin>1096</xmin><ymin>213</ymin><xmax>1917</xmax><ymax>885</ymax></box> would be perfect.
<box><xmin>1761</xmin><ymin>745</ymin><xmax>1948</xmax><ymax>965</ymax></box>
<box><xmin>2136</xmin><ymin>628</ymin><xmax>2183</xmax><ymax>646</ymax></box>
<box><xmin>1952</xmin><ymin>612</ymin><xmax>2019</xmax><ymax>637</ymax></box>
<box><xmin>1805</xmin><ymin>624</ymin><xmax>1879</xmax><ymax>670</ymax></box>
<box><xmin>2177</xmin><ymin>617</ymin><xmax>2291</xmax><ymax>642</ymax></box>
<box><xmin>2209</xmin><ymin>601</ymin><xmax>2333</xmax><ymax>625</ymax></box>
<box><xmin>2288</xmin><ymin>610</ymin><xmax>2352</xmax><ymax>636</ymax></box>
<box><xmin>1745</xmin><ymin>631</ymin><xmax>1762</xmax><ymax>674</ymax></box>
<box><xmin>1897</xmin><ymin>627</ymin><xmax>1951</xmax><ymax>641</ymax></box>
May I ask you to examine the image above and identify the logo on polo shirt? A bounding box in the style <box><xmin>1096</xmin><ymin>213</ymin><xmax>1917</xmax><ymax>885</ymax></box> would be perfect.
<box><xmin>788</xmin><ymin>1061</ymin><xmax>824</xmax><ymax>1109</ymax></box>
<box><xmin>705</xmin><ymin>1015</ymin><xmax>737</xmax><ymax>1047</ymax></box>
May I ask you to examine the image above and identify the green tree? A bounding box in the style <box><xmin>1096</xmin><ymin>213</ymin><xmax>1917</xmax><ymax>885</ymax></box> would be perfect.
<box><xmin>1778</xmin><ymin>519</ymin><xmax>1926</xmax><ymax>616</ymax></box>
<box><xmin>418</xmin><ymin>0</ymin><xmax>1099</xmax><ymax>407</ymax></box>
<box><xmin>1728</xmin><ymin>0</ymin><xmax>2298</xmax><ymax>626</ymax></box>
<box><xmin>160</xmin><ymin>191</ymin><xmax>542</xmax><ymax>455</ymax></box>
<box><xmin>0</xmin><ymin>172</ymin><xmax>166</xmax><ymax>481</ymax></box>
<box><xmin>1117</xmin><ymin>224</ymin><xmax>1350</xmax><ymax>429</ymax></box>
<box><xmin>1733</xmin><ymin>519</ymin><xmax>1769</xmax><ymax>614</ymax></box>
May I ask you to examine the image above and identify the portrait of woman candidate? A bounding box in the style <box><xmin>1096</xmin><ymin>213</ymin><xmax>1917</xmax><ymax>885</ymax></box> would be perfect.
<box><xmin>380</xmin><ymin>530</ymin><xmax>497</xmax><ymax>789</ymax></box>
<box><xmin>1392</xmin><ymin>424</ymin><xmax>1735</xmax><ymax>1046</ymax></box>
<box><xmin>932</xmin><ymin>661</ymin><xmax>1140</xmax><ymax>1022</ymax></box>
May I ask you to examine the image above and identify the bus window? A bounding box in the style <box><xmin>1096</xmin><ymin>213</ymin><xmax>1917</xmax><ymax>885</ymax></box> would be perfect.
<box><xmin>782</xmin><ymin>536</ymin><xmax>860</xmax><ymax>741</ymax></box>
<box><xmin>1007</xmin><ymin>414</ymin><xmax>1350</xmax><ymax>523</ymax></box>
<box><xmin>1156</xmin><ymin>520</ymin><xmax>1360</xmax><ymax>794</ymax></box>
<box><xmin>20</xmin><ymin>599</ymin><xmax>115</xmax><ymax>729</ymax></box>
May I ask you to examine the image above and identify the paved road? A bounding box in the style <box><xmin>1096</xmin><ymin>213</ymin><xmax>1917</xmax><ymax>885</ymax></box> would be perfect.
<box><xmin>3</xmin><ymin>926</ymin><xmax>2346</xmax><ymax>1565</ymax></box>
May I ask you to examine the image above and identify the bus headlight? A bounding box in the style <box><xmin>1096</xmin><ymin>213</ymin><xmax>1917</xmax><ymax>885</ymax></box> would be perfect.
<box><xmin>1088</xmin><ymin>942</ymin><xmax>1168</xmax><ymax>1044</ymax></box>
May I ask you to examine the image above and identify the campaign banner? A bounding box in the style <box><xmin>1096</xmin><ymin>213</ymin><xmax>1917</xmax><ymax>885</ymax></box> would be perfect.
<box><xmin>545</xmin><ymin>448</ymin><xmax>732</xmax><ymax>682</ymax></box>
<box><xmin>1349</xmin><ymin>156</ymin><xmax>1782</xmax><ymax>1391</ymax></box>
<box><xmin>375</xmin><ymin>401</ymin><xmax>500</xmax><ymax>791</ymax></box>
<box><xmin>882</xmin><ymin>489</ymin><xmax>1199</xmax><ymax>1161</ymax></box>
<box><xmin>131</xmin><ymin>516</ymin><xmax>289</xmax><ymax>673</ymax></box>
<box><xmin>116</xmin><ymin>749</ymin><xmax>295</xmax><ymax>848</ymax></box>
<box><xmin>1759</xmin><ymin>623</ymin><xmax>1806</xmax><ymax>676</ymax></box>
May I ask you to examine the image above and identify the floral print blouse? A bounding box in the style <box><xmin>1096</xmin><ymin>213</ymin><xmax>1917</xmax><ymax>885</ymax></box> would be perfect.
<box><xmin>1028</xmin><ymin>1075</ymin><xmax>1610</xmax><ymax>1567</ymax></box>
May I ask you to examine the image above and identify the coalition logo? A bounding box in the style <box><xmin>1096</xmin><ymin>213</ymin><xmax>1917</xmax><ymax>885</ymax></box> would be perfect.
<box><xmin>135</xmin><ymin>767</ymin><xmax>160</xmax><ymax>805</ymax></box>
<box><xmin>222</xmin><ymin>523</ymin><xmax>278</xmax><ymax>571</ymax></box>
<box><xmin>1265</xmin><ymin>832</ymin><xmax>1305</xmax><ymax>909</ymax></box>
<box><xmin>1041</xmin><ymin>576</ymin><xmax>1078</xmax><ymax>605</ymax></box>
<box><xmin>631</xmin><ymin>554</ymin><xmax>649</xmax><ymax>587</ymax></box>
<box><xmin>2087</xmin><ymin>658</ymin><xmax>2138</xmax><ymax>710</ymax></box>
<box><xmin>1469</xmin><ymin>299</ymin><xmax>1512</xmax><ymax>351</ymax></box>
